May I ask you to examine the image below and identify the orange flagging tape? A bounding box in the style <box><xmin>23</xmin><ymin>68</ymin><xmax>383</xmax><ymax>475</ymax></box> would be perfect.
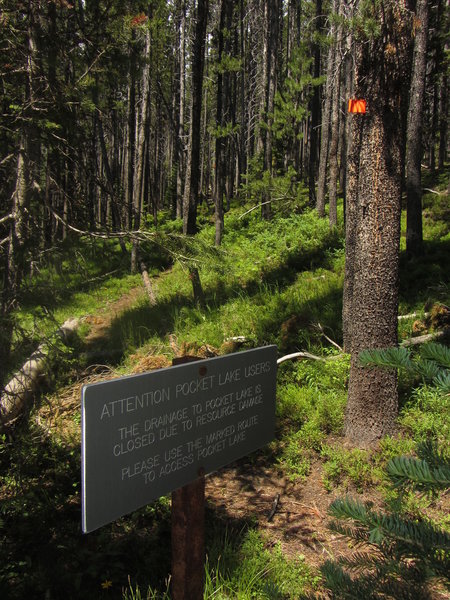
<box><xmin>348</xmin><ymin>99</ymin><xmax>367</xmax><ymax>113</ymax></box>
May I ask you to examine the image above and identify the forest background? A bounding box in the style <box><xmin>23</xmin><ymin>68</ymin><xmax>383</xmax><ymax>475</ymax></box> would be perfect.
<box><xmin>0</xmin><ymin>0</ymin><xmax>449</xmax><ymax>598</ymax></box>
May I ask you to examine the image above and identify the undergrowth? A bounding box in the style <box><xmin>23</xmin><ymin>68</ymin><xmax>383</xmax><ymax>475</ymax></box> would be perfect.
<box><xmin>1</xmin><ymin>172</ymin><xmax>448</xmax><ymax>599</ymax></box>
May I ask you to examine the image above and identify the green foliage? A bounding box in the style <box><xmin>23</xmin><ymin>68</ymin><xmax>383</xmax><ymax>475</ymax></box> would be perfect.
<box><xmin>359</xmin><ymin>343</ymin><xmax>450</xmax><ymax>394</ymax></box>
<box><xmin>387</xmin><ymin>441</ymin><xmax>450</xmax><ymax>493</ymax></box>
<box><xmin>400</xmin><ymin>384</ymin><xmax>449</xmax><ymax>444</ymax></box>
<box><xmin>321</xmin><ymin>446</ymin><xmax>375</xmax><ymax>493</ymax></box>
<box><xmin>273</xmin><ymin>46</ymin><xmax>317</xmax><ymax>145</ymax></box>
<box><xmin>123</xmin><ymin>578</ymin><xmax>171</xmax><ymax>600</ymax></box>
<box><xmin>203</xmin><ymin>528</ymin><xmax>319</xmax><ymax>598</ymax></box>
<box><xmin>321</xmin><ymin>443</ymin><xmax>450</xmax><ymax>599</ymax></box>
<box><xmin>358</xmin><ymin>343</ymin><xmax>450</xmax><ymax>453</ymax></box>
<box><xmin>276</xmin><ymin>355</ymin><xmax>348</xmax><ymax>482</ymax></box>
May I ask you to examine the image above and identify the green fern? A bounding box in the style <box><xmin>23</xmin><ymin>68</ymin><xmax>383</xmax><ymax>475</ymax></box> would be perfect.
<box><xmin>387</xmin><ymin>455</ymin><xmax>450</xmax><ymax>491</ymax></box>
<box><xmin>432</xmin><ymin>369</ymin><xmax>450</xmax><ymax>394</ymax></box>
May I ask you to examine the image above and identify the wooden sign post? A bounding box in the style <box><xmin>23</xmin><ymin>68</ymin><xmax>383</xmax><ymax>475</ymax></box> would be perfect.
<box><xmin>171</xmin><ymin>356</ymin><xmax>205</xmax><ymax>600</ymax></box>
<box><xmin>171</xmin><ymin>473</ymin><xmax>205</xmax><ymax>600</ymax></box>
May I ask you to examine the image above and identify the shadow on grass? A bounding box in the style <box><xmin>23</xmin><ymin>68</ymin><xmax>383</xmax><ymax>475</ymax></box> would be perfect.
<box><xmin>0</xmin><ymin>418</ymin><xmax>266</xmax><ymax>600</ymax></box>
<box><xmin>82</xmin><ymin>229</ymin><xmax>344</xmax><ymax>365</ymax></box>
<box><xmin>0</xmin><ymin>418</ymin><xmax>175</xmax><ymax>600</ymax></box>
<box><xmin>399</xmin><ymin>237</ymin><xmax>450</xmax><ymax>309</ymax></box>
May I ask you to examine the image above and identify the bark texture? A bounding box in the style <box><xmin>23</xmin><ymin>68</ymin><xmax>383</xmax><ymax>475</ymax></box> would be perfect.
<box><xmin>343</xmin><ymin>0</ymin><xmax>412</xmax><ymax>446</ymax></box>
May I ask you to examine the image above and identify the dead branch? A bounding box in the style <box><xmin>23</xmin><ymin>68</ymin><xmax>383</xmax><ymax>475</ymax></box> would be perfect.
<box><xmin>315</xmin><ymin>322</ymin><xmax>343</xmax><ymax>352</ymax></box>
<box><xmin>400</xmin><ymin>330</ymin><xmax>446</xmax><ymax>347</ymax></box>
<box><xmin>398</xmin><ymin>312</ymin><xmax>430</xmax><ymax>320</ymax></box>
<box><xmin>277</xmin><ymin>350</ymin><xmax>346</xmax><ymax>365</ymax></box>
<box><xmin>267</xmin><ymin>493</ymin><xmax>280</xmax><ymax>522</ymax></box>
<box><xmin>277</xmin><ymin>351</ymin><xmax>326</xmax><ymax>365</ymax></box>
<box><xmin>0</xmin><ymin>213</ymin><xmax>13</xmax><ymax>226</ymax></box>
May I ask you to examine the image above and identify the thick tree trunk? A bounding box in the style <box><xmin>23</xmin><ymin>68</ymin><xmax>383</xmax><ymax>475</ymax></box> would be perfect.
<box><xmin>343</xmin><ymin>0</ymin><xmax>412</xmax><ymax>446</ymax></box>
<box><xmin>405</xmin><ymin>0</ymin><xmax>429</xmax><ymax>256</ymax></box>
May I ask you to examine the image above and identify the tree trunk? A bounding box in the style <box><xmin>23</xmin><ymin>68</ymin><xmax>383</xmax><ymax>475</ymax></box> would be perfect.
<box><xmin>308</xmin><ymin>0</ymin><xmax>323</xmax><ymax>206</ymax></box>
<box><xmin>176</xmin><ymin>0</ymin><xmax>187</xmax><ymax>220</ymax></box>
<box><xmin>1</xmin><ymin>3</ymin><xmax>41</xmax><ymax>385</ymax></box>
<box><xmin>256</xmin><ymin>0</ymin><xmax>280</xmax><ymax>221</ymax></box>
<box><xmin>183</xmin><ymin>0</ymin><xmax>209</xmax><ymax>235</ymax></box>
<box><xmin>328</xmin><ymin>7</ymin><xmax>342</xmax><ymax>228</ymax></box>
<box><xmin>132</xmin><ymin>25</ymin><xmax>152</xmax><ymax>272</ymax></box>
<box><xmin>343</xmin><ymin>0</ymin><xmax>412</xmax><ymax>446</ymax></box>
<box><xmin>438</xmin><ymin>71</ymin><xmax>448</xmax><ymax>170</ymax></box>
<box><xmin>405</xmin><ymin>0</ymin><xmax>429</xmax><ymax>257</ymax></box>
<box><xmin>126</xmin><ymin>33</ymin><xmax>137</xmax><ymax>230</ymax></box>
<box><xmin>214</xmin><ymin>0</ymin><xmax>232</xmax><ymax>246</ymax></box>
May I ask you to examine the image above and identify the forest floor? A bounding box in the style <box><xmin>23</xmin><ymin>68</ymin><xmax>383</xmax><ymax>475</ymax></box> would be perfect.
<box><xmin>39</xmin><ymin>282</ymin><xmax>355</xmax><ymax>569</ymax></box>
<box><xmin>36</xmin><ymin>278</ymin><xmax>448</xmax><ymax>598</ymax></box>
<box><xmin>3</xmin><ymin>185</ymin><xmax>449</xmax><ymax>599</ymax></box>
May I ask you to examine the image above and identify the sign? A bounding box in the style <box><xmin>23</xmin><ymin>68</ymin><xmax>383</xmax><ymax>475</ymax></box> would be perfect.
<box><xmin>81</xmin><ymin>345</ymin><xmax>277</xmax><ymax>533</ymax></box>
<box><xmin>348</xmin><ymin>99</ymin><xmax>367</xmax><ymax>113</ymax></box>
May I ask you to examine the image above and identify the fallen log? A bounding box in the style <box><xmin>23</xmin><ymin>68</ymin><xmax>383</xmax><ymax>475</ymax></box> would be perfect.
<box><xmin>0</xmin><ymin>317</ymin><xmax>79</xmax><ymax>429</ymax></box>
<box><xmin>140</xmin><ymin>261</ymin><xmax>156</xmax><ymax>305</ymax></box>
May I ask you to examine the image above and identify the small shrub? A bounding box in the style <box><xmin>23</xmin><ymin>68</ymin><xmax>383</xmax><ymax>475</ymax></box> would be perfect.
<box><xmin>321</xmin><ymin>445</ymin><xmax>375</xmax><ymax>492</ymax></box>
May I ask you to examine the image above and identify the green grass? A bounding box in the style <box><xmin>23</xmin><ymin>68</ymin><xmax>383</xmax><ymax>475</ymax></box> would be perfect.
<box><xmin>1</xmin><ymin>170</ymin><xmax>448</xmax><ymax>599</ymax></box>
<box><xmin>203</xmin><ymin>528</ymin><xmax>320</xmax><ymax>599</ymax></box>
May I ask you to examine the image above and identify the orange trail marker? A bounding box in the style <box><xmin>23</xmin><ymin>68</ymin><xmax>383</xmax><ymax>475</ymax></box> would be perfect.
<box><xmin>348</xmin><ymin>99</ymin><xmax>367</xmax><ymax>113</ymax></box>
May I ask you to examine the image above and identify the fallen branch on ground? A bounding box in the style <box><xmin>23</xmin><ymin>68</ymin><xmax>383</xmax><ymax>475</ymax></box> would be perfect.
<box><xmin>400</xmin><ymin>330</ymin><xmax>446</xmax><ymax>347</ymax></box>
<box><xmin>277</xmin><ymin>351</ymin><xmax>330</xmax><ymax>365</ymax></box>
<box><xmin>398</xmin><ymin>312</ymin><xmax>430</xmax><ymax>320</ymax></box>
<box><xmin>423</xmin><ymin>188</ymin><xmax>443</xmax><ymax>195</ymax></box>
<box><xmin>0</xmin><ymin>318</ymin><xmax>79</xmax><ymax>429</ymax></box>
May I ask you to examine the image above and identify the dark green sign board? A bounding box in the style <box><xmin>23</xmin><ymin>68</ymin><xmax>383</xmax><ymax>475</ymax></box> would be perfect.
<box><xmin>81</xmin><ymin>346</ymin><xmax>277</xmax><ymax>533</ymax></box>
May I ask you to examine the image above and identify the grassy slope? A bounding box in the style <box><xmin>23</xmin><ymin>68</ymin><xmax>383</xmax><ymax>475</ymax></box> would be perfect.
<box><xmin>1</xmin><ymin>175</ymin><xmax>449</xmax><ymax>599</ymax></box>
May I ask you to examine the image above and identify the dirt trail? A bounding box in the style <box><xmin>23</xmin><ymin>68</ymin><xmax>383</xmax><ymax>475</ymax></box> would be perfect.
<box><xmin>83</xmin><ymin>285</ymin><xmax>146</xmax><ymax>345</ymax></box>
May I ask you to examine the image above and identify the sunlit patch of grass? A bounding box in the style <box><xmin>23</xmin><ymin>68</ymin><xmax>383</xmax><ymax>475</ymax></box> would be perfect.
<box><xmin>275</xmin><ymin>356</ymin><xmax>348</xmax><ymax>482</ymax></box>
<box><xmin>321</xmin><ymin>444</ymin><xmax>376</xmax><ymax>492</ymax></box>
<box><xmin>399</xmin><ymin>384</ymin><xmax>450</xmax><ymax>445</ymax></box>
<box><xmin>203</xmin><ymin>528</ymin><xmax>320</xmax><ymax>599</ymax></box>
